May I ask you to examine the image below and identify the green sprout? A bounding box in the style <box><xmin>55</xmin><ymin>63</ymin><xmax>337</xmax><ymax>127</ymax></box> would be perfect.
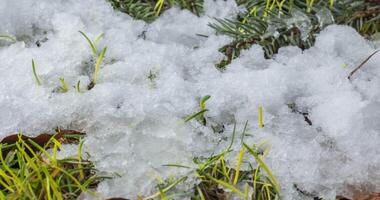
<box><xmin>244</xmin><ymin>143</ymin><xmax>280</xmax><ymax>195</ymax></box>
<box><xmin>184</xmin><ymin>95</ymin><xmax>211</xmax><ymax>126</ymax></box>
<box><xmin>200</xmin><ymin>95</ymin><xmax>210</xmax><ymax>110</ymax></box>
<box><xmin>76</xmin><ymin>80</ymin><xmax>81</xmax><ymax>93</ymax></box>
<box><xmin>197</xmin><ymin>95</ymin><xmax>211</xmax><ymax>125</ymax></box>
<box><xmin>79</xmin><ymin>31</ymin><xmax>107</xmax><ymax>90</ymax></box>
<box><xmin>31</xmin><ymin>59</ymin><xmax>42</xmax><ymax>86</ymax></box>
<box><xmin>259</xmin><ymin>105</ymin><xmax>264</xmax><ymax>128</ymax></box>
<box><xmin>78</xmin><ymin>31</ymin><xmax>104</xmax><ymax>58</ymax></box>
<box><xmin>92</xmin><ymin>47</ymin><xmax>107</xmax><ymax>85</ymax></box>
<box><xmin>211</xmin><ymin>0</ymin><xmax>380</xmax><ymax>70</ymax></box>
<box><xmin>147</xmin><ymin>70</ymin><xmax>157</xmax><ymax>81</ymax></box>
<box><xmin>59</xmin><ymin>77</ymin><xmax>68</xmax><ymax>93</ymax></box>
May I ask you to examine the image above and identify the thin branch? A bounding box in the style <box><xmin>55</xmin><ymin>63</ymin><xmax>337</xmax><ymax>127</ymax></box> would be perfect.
<box><xmin>348</xmin><ymin>49</ymin><xmax>380</xmax><ymax>80</ymax></box>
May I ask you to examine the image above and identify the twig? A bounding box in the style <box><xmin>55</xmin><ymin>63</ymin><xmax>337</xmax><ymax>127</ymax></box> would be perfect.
<box><xmin>348</xmin><ymin>49</ymin><xmax>380</xmax><ymax>80</ymax></box>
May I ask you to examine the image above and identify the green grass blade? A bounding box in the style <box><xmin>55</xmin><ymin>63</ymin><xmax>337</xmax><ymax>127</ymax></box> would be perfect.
<box><xmin>77</xmin><ymin>80</ymin><xmax>81</xmax><ymax>93</ymax></box>
<box><xmin>200</xmin><ymin>95</ymin><xmax>211</xmax><ymax>110</ymax></box>
<box><xmin>94</xmin><ymin>33</ymin><xmax>105</xmax><ymax>45</ymax></box>
<box><xmin>32</xmin><ymin>59</ymin><xmax>42</xmax><ymax>86</ymax></box>
<box><xmin>240</xmin><ymin>121</ymin><xmax>248</xmax><ymax>144</ymax></box>
<box><xmin>158</xmin><ymin>186</ymin><xmax>168</xmax><ymax>200</ymax></box>
<box><xmin>205</xmin><ymin>174</ymin><xmax>245</xmax><ymax>197</ymax></box>
<box><xmin>233</xmin><ymin>147</ymin><xmax>245</xmax><ymax>185</ymax></box>
<box><xmin>0</xmin><ymin>35</ymin><xmax>16</xmax><ymax>42</ymax></box>
<box><xmin>92</xmin><ymin>47</ymin><xmax>107</xmax><ymax>84</ymax></box>
<box><xmin>79</xmin><ymin>31</ymin><xmax>97</xmax><ymax>58</ymax></box>
<box><xmin>184</xmin><ymin>109</ymin><xmax>208</xmax><ymax>123</ymax></box>
<box><xmin>245</xmin><ymin>183</ymin><xmax>249</xmax><ymax>200</ymax></box>
<box><xmin>196</xmin><ymin>185</ymin><xmax>206</xmax><ymax>200</ymax></box>
<box><xmin>78</xmin><ymin>140</ymin><xmax>84</xmax><ymax>181</ymax></box>
<box><xmin>27</xmin><ymin>139</ymin><xmax>53</xmax><ymax>161</ymax></box>
<box><xmin>243</xmin><ymin>143</ymin><xmax>280</xmax><ymax>194</ymax></box>
<box><xmin>145</xmin><ymin>176</ymin><xmax>187</xmax><ymax>200</ymax></box>
<box><xmin>163</xmin><ymin>164</ymin><xmax>191</xmax><ymax>169</ymax></box>
<box><xmin>228</xmin><ymin>122</ymin><xmax>237</xmax><ymax>150</ymax></box>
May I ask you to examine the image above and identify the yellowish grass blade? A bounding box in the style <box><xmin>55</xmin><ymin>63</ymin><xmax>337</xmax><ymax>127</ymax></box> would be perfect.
<box><xmin>92</xmin><ymin>47</ymin><xmax>107</xmax><ymax>84</ymax></box>
<box><xmin>233</xmin><ymin>147</ymin><xmax>245</xmax><ymax>185</ymax></box>
<box><xmin>243</xmin><ymin>143</ymin><xmax>280</xmax><ymax>194</ymax></box>
<box><xmin>205</xmin><ymin>174</ymin><xmax>245</xmax><ymax>197</ymax></box>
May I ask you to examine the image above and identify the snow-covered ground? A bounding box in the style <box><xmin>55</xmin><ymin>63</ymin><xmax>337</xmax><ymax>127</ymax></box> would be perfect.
<box><xmin>1</xmin><ymin>0</ymin><xmax>380</xmax><ymax>199</ymax></box>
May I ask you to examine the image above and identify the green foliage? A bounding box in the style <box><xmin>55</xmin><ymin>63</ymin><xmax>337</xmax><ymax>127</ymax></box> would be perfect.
<box><xmin>191</xmin><ymin>143</ymin><xmax>279</xmax><ymax>200</ymax></box>
<box><xmin>92</xmin><ymin>47</ymin><xmax>107</xmax><ymax>85</ymax></box>
<box><xmin>145</xmin><ymin>176</ymin><xmax>188</xmax><ymax>199</ymax></box>
<box><xmin>154</xmin><ymin>0</ymin><xmax>165</xmax><ymax>16</ymax></box>
<box><xmin>109</xmin><ymin>0</ymin><xmax>379</xmax><ymax>70</ymax></box>
<box><xmin>79</xmin><ymin>31</ymin><xmax>107</xmax><ymax>90</ymax></box>
<box><xmin>151</xmin><ymin>124</ymin><xmax>280</xmax><ymax>200</ymax></box>
<box><xmin>109</xmin><ymin>0</ymin><xmax>157</xmax><ymax>22</ymax></box>
<box><xmin>108</xmin><ymin>0</ymin><xmax>204</xmax><ymax>22</ymax></box>
<box><xmin>166</xmin><ymin>0</ymin><xmax>204</xmax><ymax>17</ymax></box>
<box><xmin>333</xmin><ymin>0</ymin><xmax>380</xmax><ymax>37</ymax></box>
<box><xmin>0</xmin><ymin>135</ymin><xmax>107</xmax><ymax>199</ymax></box>
<box><xmin>211</xmin><ymin>0</ymin><xmax>380</xmax><ymax>70</ymax></box>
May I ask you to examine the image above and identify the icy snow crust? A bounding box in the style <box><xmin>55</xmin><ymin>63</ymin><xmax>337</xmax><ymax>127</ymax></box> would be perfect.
<box><xmin>1</xmin><ymin>0</ymin><xmax>380</xmax><ymax>199</ymax></box>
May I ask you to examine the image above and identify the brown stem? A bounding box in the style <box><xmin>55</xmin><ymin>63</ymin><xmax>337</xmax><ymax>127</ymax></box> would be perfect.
<box><xmin>348</xmin><ymin>49</ymin><xmax>380</xmax><ymax>80</ymax></box>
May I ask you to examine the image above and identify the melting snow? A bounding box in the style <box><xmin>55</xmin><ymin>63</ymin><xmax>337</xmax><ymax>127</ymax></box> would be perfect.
<box><xmin>1</xmin><ymin>0</ymin><xmax>380</xmax><ymax>199</ymax></box>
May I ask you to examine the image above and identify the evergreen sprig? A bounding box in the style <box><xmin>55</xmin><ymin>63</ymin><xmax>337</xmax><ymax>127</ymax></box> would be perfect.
<box><xmin>210</xmin><ymin>0</ymin><xmax>380</xmax><ymax>70</ymax></box>
<box><xmin>109</xmin><ymin>0</ymin><xmax>379</xmax><ymax>70</ymax></box>
<box><xmin>109</xmin><ymin>0</ymin><xmax>157</xmax><ymax>22</ymax></box>
<box><xmin>108</xmin><ymin>0</ymin><xmax>204</xmax><ymax>22</ymax></box>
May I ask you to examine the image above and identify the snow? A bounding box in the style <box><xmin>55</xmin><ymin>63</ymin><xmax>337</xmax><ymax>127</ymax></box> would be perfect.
<box><xmin>1</xmin><ymin>0</ymin><xmax>380</xmax><ymax>199</ymax></box>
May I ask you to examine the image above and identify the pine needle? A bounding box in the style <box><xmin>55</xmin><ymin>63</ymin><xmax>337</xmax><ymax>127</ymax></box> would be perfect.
<box><xmin>348</xmin><ymin>49</ymin><xmax>380</xmax><ymax>80</ymax></box>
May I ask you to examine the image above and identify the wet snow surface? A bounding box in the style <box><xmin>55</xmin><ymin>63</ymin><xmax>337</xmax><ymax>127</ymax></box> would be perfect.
<box><xmin>1</xmin><ymin>0</ymin><xmax>380</xmax><ymax>199</ymax></box>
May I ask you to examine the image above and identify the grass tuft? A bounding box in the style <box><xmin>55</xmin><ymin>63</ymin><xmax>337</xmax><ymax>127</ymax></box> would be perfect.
<box><xmin>153</xmin><ymin>124</ymin><xmax>280</xmax><ymax>200</ymax></box>
<box><xmin>79</xmin><ymin>31</ymin><xmax>107</xmax><ymax>90</ymax></box>
<box><xmin>0</xmin><ymin>133</ymin><xmax>109</xmax><ymax>199</ymax></box>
